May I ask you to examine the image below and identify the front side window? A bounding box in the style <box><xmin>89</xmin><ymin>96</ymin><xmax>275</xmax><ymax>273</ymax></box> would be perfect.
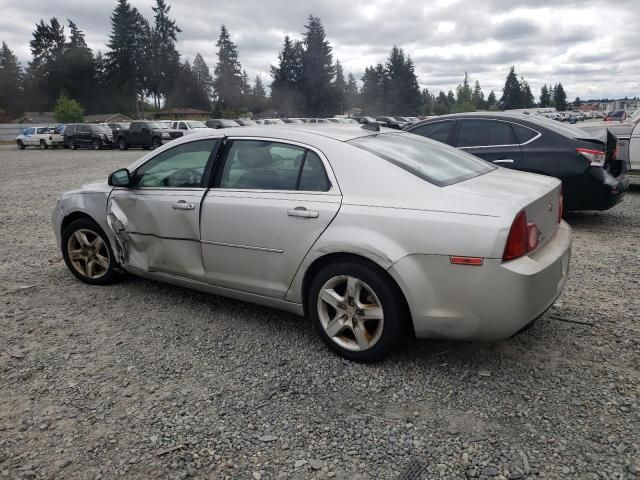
<box><xmin>133</xmin><ymin>139</ymin><xmax>217</xmax><ymax>188</ymax></box>
<box><xmin>409</xmin><ymin>121</ymin><xmax>454</xmax><ymax>144</ymax></box>
<box><xmin>456</xmin><ymin>120</ymin><xmax>517</xmax><ymax>147</ymax></box>
<box><xmin>23</xmin><ymin>128</ymin><xmax>34</xmax><ymax>135</ymax></box>
<box><xmin>178</xmin><ymin>122</ymin><xmax>187</xmax><ymax>130</ymax></box>
<box><xmin>348</xmin><ymin>132</ymin><xmax>495</xmax><ymax>187</ymax></box>
<box><xmin>219</xmin><ymin>140</ymin><xmax>330</xmax><ymax>192</ymax></box>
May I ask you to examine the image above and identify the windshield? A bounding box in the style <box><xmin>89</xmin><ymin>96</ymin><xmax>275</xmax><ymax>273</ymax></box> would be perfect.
<box><xmin>238</xmin><ymin>119</ymin><xmax>257</xmax><ymax>125</ymax></box>
<box><xmin>220</xmin><ymin>119</ymin><xmax>239</xmax><ymax>127</ymax></box>
<box><xmin>147</xmin><ymin>122</ymin><xmax>164</xmax><ymax>129</ymax></box>
<box><xmin>348</xmin><ymin>132</ymin><xmax>495</xmax><ymax>187</ymax></box>
<box><xmin>187</xmin><ymin>121</ymin><xmax>208</xmax><ymax>128</ymax></box>
<box><xmin>92</xmin><ymin>125</ymin><xmax>112</xmax><ymax>134</ymax></box>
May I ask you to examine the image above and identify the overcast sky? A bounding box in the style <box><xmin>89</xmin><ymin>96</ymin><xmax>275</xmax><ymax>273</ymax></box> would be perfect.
<box><xmin>1</xmin><ymin>0</ymin><xmax>638</xmax><ymax>100</ymax></box>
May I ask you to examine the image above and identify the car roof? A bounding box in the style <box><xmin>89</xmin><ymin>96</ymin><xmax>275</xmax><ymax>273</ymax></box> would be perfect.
<box><xmin>182</xmin><ymin>125</ymin><xmax>391</xmax><ymax>142</ymax></box>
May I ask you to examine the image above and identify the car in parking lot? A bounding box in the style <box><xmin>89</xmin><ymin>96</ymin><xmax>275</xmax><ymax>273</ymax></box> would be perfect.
<box><xmin>64</xmin><ymin>124</ymin><xmax>115</xmax><ymax>150</ymax></box>
<box><xmin>52</xmin><ymin>125</ymin><xmax>571</xmax><ymax>362</ymax></box>
<box><xmin>16</xmin><ymin>126</ymin><xmax>64</xmax><ymax>149</ymax></box>
<box><xmin>205</xmin><ymin>119</ymin><xmax>240</xmax><ymax>129</ymax></box>
<box><xmin>170</xmin><ymin>120</ymin><xmax>211</xmax><ymax>134</ymax></box>
<box><xmin>604</xmin><ymin>109</ymin><xmax>628</xmax><ymax>122</ymax></box>
<box><xmin>235</xmin><ymin>119</ymin><xmax>258</xmax><ymax>126</ymax></box>
<box><xmin>405</xmin><ymin>112</ymin><xmax>629</xmax><ymax>211</ymax></box>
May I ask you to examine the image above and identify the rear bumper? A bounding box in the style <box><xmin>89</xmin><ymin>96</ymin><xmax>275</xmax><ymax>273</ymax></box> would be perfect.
<box><xmin>389</xmin><ymin>221</ymin><xmax>572</xmax><ymax>341</ymax></box>
<box><xmin>564</xmin><ymin>167</ymin><xmax>629</xmax><ymax>211</ymax></box>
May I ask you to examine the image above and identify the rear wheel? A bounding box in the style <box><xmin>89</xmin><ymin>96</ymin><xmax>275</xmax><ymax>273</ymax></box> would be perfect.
<box><xmin>70</xmin><ymin>140</ymin><xmax>77</xmax><ymax>150</ymax></box>
<box><xmin>92</xmin><ymin>138</ymin><xmax>102</xmax><ymax>150</ymax></box>
<box><xmin>61</xmin><ymin>218</ymin><xmax>118</xmax><ymax>285</ymax></box>
<box><xmin>17</xmin><ymin>140</ymin><xmax>25</xmax><ymax>150</ymax></box>
<box><xmin>151</xmin><ymin>137</ymin><xmax>162</xmax><ymax>149</ymax></box>
<box><xmin>40</xmin><ymin>139</ymin><xmax>48</xmax><ymax>150</ymax></box>
<box><xmin>118</xmin><ymin>138</ymin><xmax>128</xmax><ymax>151</ymax></box>
<box><xmin>308</xmin><ymin>260</ymin><xmax>406</xmax><ymax>362</ymax></box>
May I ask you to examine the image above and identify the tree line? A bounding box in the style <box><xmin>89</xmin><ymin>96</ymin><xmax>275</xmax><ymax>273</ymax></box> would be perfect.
<box><xmin>0</xmin><ymin>0</ymin><xmax>573</xmax><ymax>120</ymax></box>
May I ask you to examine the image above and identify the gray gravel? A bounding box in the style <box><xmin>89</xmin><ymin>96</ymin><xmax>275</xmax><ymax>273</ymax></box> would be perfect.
<box><xmin>1</xmin><ymin>145</ymin><xmax>639</xmax><ymax>480</ymax></box>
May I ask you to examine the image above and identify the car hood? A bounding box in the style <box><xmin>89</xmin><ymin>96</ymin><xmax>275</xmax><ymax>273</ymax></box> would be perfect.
<box><xmin>63</xmin><ymin>181</ymin><xmax>112</xmax><ymax>197</ymax></box>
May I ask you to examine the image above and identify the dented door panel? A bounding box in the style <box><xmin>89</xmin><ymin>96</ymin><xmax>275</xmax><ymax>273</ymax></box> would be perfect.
<box><xmin>107</xmin><ymin>188</ymin><xmax>206</xmax><ymax>280</ymax></box>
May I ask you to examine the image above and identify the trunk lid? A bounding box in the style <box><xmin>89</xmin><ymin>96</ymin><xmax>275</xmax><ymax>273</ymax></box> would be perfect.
<box><xmin>448</xmin><ymin>168</ymin><xmax>562</xmax><ymax>250</ymax></box>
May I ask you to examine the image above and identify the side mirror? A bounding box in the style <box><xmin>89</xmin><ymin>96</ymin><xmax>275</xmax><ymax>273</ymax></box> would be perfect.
<box><xmin>108</xmin><ymin>168</ymin><xmax>132</xmax><ymax>187</ymax></box>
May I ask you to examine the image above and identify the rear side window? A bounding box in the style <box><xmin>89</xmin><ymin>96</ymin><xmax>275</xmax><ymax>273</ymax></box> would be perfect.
<box><xmin>299</xmin><ymin>151</ymin><xmax>331</xmax><ymax>192</ymax></box>
<box><xmin>511</xmin><ymin>123</ymin><xmax>539</xmax><ymax>144</ymax></box>
<box><xmin>457</xmin><ymin>120</ymin><xmax>517</xmax><ymax>147</ymax></box>
<box><xmin>409</xmin><ymin>121</ymin><xmax>454</xmax><ymax>144</ymax></box>
<box><xmin>348</xmin><ymin>132</ymin><xmax>495</xmax><ymax>187</ymax></box>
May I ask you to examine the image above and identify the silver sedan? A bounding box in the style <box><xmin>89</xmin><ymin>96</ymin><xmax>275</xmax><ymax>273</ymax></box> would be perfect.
<box><xmin>52</xmin><ymin>125</ymin><xmax>572</xmax><ymax>362</ymax></box>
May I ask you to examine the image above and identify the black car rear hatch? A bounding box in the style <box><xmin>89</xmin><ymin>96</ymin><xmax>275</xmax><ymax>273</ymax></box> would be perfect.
<box><xmin>575</xmin><ymin>129</ymin><xmax>627</xmax><ymax>177</ymax></box>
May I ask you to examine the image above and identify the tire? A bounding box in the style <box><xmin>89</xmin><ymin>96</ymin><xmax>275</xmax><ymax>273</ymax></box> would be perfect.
<box><xmin>151</xmin><ymin>137</ymin><xmax>162</xmax><ymax>149</ymax></box>
<box><xmin>307</xmin><ymin>259</ymin><xmax>407</xmax><ymax>362</ymax></box>
<box><xmin>61</xmin><ymin>218</ymin><xmax>119</xmax><ymax>286</ymax></box>
<box><xmin>70</xmin><ymin>140</ymin><xmax>77</xmax><ymax>150</ymax></box>
<box><xmin>118</xmin><ymin>138</ymin><xmax>128</xmax><ymax>151</ymax></box>
<box><xmin>40</xmin><ymin>139</ymin><xmax>48</xmax><ymax>150</ymax></box>
<box><xmin>93</xmin><ymin>138</ymin><xmax>102</xmax><ymax>150</ymax></box>
<box><xmin>17</xmin><ymin>140</ymin><xmax>25</xmax><ymax>150</ymax></box>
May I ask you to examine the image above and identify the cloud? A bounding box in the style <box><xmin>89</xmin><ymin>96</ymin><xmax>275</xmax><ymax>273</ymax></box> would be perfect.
<box><xmin>0</xmin><ymin>0</ymin><xmax>638</xmax><ymax>99</ymax></box>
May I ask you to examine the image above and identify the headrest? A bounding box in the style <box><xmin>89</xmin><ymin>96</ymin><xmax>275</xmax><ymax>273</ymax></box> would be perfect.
<box><xmin>236</xmin><ymin>142</ymin><xmax>273</xmax><ymax>168</ymax></box>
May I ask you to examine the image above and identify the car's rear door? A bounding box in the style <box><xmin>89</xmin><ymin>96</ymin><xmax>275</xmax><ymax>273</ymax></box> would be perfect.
<box><xmin>200</xmin><ymin>138</ymin><xmax>341</xmax><ymax>298</ymax></box>
<box><xmin>454</xmin><ymin>119</ymin><xmax>523</xmax><ymax>167</ymax></box>
<box><xmin>107</xmin><ymin>138</ymin><xmax>220</xmax><ymax>280</ymax></box>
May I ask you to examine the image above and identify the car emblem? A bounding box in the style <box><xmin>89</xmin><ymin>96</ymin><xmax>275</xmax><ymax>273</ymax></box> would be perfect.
<box><xmin>548</xmin><ymin>201</ymin><xmax>554</xmax><ymax>212</ymax></box>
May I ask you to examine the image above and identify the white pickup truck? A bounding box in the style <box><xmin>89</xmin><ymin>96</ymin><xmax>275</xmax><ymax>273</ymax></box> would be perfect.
<box><xmin>170</xmin><ymin>120</ymin><xmax>212</xmax><ymax>135</ymax></box>
<box><xmin>581</xmin><ymin>110</ymin><xmax>640</xmax><ymax>176</ymax></box>
<box><xmin>16</xmin><ymin>126</ymin><xmax>64</xmax><ymax>149</ymax></box>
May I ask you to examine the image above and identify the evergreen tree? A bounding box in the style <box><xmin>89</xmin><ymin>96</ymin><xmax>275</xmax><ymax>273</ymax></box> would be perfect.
<box><xmin>456</xmin><ymin>71</ymin><xmax>472</xmax><ymax>105</ymax></box>
<box><xmin>360</xmin><ymin>64</ymin><xmax>385</xmax><ymax>115</ymax></box>
<box><xmin>191</xmin><ymin>53</ymin><xmax>213</xmax><ymax>109</ymax></box>
<box><xmin>420</xmin><ymin>88</ymin><xmax>434</xmax><ymax>115</ymax></box>
<box><xmin>240</xmin><ymin>69</ymin><xmax>251</xmax><ymax>98</ymax></box>
<box><xmin>300</xmin><ymin>15</ymin><xmax>336</xmax><ymax>115</ymax></box>
<box><xmin>344</xmin><ymin>73</ymin><xmax>359</xmax><ymax>111</ymax></box>
<box><xmin>471</xmin><ymin>80</ymin><xmax>485</xmax><ymax>109</ymax></box>
<box><xmin>539</xmin><ymin>84</ymin><xmax>551</xmax><ymax>107</ymax></box>
<box><xmin>486</xmin><ymin>90</ymin><xmax>497</xmax><ymax>109</ymax></box>
<box><xmin>520</xmin><ymin>79</ymin><xmax>534</xmax><ymax>108</ymax></box>
<box><xmin>149</xmin><ymin>0</ymin><xmax>181</xmax><ymax>110</ymax></box>
<box><xmin>433</xmin><ymin>90</ymin><xmax>449</xmax><ymax>115</ymax></box>
<box><xmin>553</xmin><ymin>82</ymin><xmax>567</xmax><ymax>111</ymax></box>
<box><xmin>0</xmin><ymin>42</ymin><xmax>24</xmax><ymax>117</ymax></box>
<box><xmin>333</xmin><ymin>60</ymin><xmax>346</xmax><ymax>113</ymax></box>
<box><xmin>106</xmin><ymin>0</ymin><xmax>151</xmax><ymax>116</ymax></box>
<box><xmin>26</xmin><ymin>18</ymin><xmax>66</xmax><ymax>110</ymax></box>
<box><xmin>573</xmin><ymin>96</ymin><xmax>582</xmax><ymax>107</ymax></box>
<box><xmin>270</xmin><ymin>36</ymin><xmax>304</xmax><ymax>115</ymax></box>
<box><xmin>384</xmin><ymin>46</ymin><xmax>420</xmax><ymax>115</ymax></box>
<box><xmin>251</xmin><ymin>75</ymin><xmax>268</xmax><ymax>113</ymax></box>
<box><xmin>60</xmin><ymin>20</ymin><xmax>96</xmax><ymax>112</ymax></box>
<box><xmin>498</xmin><ymin>66</ymin><xmax>522</xmax><ymax>110</ymax></box>
<box><xmin>447</xmin><ymin>90</ymin><xmax>456</xmax><ymax>106</ymax></box>
<box><xmin>213</xmin><ymin>25</ymin><xmax>244</xmax><ymax>111</ymax></box>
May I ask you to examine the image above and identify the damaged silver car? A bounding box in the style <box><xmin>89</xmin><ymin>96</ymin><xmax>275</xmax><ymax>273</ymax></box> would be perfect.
<box><xmin>53</xmin><ymin>126</ymin><xmax>572</xmax><ymax>362</ymax></box>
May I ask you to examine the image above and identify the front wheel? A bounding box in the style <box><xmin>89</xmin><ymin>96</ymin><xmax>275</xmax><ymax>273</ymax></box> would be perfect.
<box><xmin>308</xmin><ymin>260</ymin><xmax>407</xmax><ymax>362</ymax></box>
<box><xmin>40</xmin><ymin>139</ymin><xmax>48</xmax><ymax>150</ymax></box>
<box><xmin>151</xmin><ymin>137</ymin><xmax>162</xmax><ymax>149</ymax></box>
<box><xmin>17</xmin><ymin>140</ymin><xmax>25</xmax><ymax>150</ymax></box>
<box><xmin>70</xmin><ymin>140</ymin><xmax>77</xmax><ymax>150</ymax></box>
<box><xmin>118</xmin><ymin>138</ymin><xmax>128</xmax><ymax>151</ymax></box>
<box><xmin>93</xmin><ymin>138</ymin><xmax>102</xmax><ymax>150</ymax></box>
<box><xmin>61</xmin><ymin>218</ymin><xmax>119</xmax><ymax>285</ymax></box>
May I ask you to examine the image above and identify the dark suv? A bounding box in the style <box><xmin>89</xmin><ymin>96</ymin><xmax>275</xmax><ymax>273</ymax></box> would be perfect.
<box><xmin>64</xmin><ymin>124</ymin><xmax>115</xmax><ymax>150</ymax></box>
<box><xmin>405</xmin><ymin>112</ymin><xmax>629</xmax><ymax>211</ymax></box>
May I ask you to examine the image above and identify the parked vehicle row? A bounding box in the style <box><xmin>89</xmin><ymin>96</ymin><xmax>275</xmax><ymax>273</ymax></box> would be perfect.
<box><xmin>53</xmin><ymin>123</ymin><xmax>571</xmax><ymax>362</ymax></box>
<box><xmin>16</xmin><ymin>126</ymin><xmax>64</xmax><ymax>149</ymax></box>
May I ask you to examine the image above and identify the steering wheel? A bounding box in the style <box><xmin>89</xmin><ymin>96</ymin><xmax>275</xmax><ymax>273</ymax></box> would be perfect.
<box><xmin>163</xmin><ymin>168</ymin><xmax>202</xmax><ymax>187</ymax></box>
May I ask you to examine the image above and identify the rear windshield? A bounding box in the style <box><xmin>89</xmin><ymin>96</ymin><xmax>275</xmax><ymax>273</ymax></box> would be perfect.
<box><xmin>526</xmin><ymin>115</ymin><xmax>595</xmax><ymax>139</ymax></box>
<box><xmin>348</xmin><ymin>132</ymin><xmax>495</xmax><ymax>187</ymax></box>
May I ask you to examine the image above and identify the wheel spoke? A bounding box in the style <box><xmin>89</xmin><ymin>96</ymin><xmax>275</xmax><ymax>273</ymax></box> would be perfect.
<box><xmin>360</xmin><ymin>305</ymin><xmax>383</xmax><ymax>320</ymax></box>
<box><xmin>68</xmin><ymin>249</ymin><xmax>85</xmax><ymax>261</ymax></box>
<box><xmin>352</xmin><ymin>322</ymin><xmax>370</xmax><ymax>350</ymax></box>
<box><xmin>320</xmin><ymin>288</ymin><xmax>344</xmax><ymax>310</ymax></box>
<box><xmin>86</xmin><ymin>259</ymin><xmax>95</xmax><ymax>277</ymax></box>
<box><xmin>94</xmin><ymin>254</ymin><xmax>109</xmax><ymax>270</ymax></box>
<box><xmin>74</xmin><ymin>231</ymin><xmax>90</xmax><ymax>247</ymax></box>
<box><xmin>346</xmin><ymin>276</ymin><xmax>361</xmax><ymax>301</ymax></box>
<box><xmin>325</xmin><ymin>314</ymin><xmax>347</xmax><ymax>338</ymax></box>
<box><xmin>92</xmin><ymin>236</ymin><xmax>104</xmax><ymax>251</ymax></box>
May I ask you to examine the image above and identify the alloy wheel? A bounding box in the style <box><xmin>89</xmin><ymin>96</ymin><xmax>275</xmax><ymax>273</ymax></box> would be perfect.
<box><xmin>66</xmin><ymin>229</ymin><xmax>110</xmax><ymax>280</ymax></box>
<box><xmin>317</xmin><ymin>275</ymin><xmax>384</xmax><ymax>352</ymax></box>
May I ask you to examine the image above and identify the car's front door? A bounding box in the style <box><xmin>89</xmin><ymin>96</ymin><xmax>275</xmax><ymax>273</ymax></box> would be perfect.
<box><xmin>107</xmin><ymin>138</ymin><xmax>219</xmax><ymax>280</ymax></box>
<box><xmin>454</xmin><ymin>119</ymin><xmax>523</xmax><ymax>167</ymax></box>
<box><xmin>23</xmin><ymin>128</ymin><xmax>35</xmax><ymax>146</ymax></box>
<box><xmin>200</xmin><ymin>139</ymin><xmax>342</xmax><ymax>298</ymax></box>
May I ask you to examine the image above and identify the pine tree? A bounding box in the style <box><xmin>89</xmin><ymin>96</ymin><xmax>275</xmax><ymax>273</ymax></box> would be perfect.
<box><xmin>106</xmin><ymin>0</ymin><xmax>151</xmax><ymax>116</ymax></box>
<box><xmin>0</xmin><ymin>42</ymin><xmax>23</xmax><ymax>117</ymax></box>
<box><xmin>420</xmin><ymin>88</ymin><xmax>434</xmax><ymax>115</ymax></box>
<box><xmin>520</xmin><ymin>79</ymin><xmax>534</xmax><ymax>108</ymax></box>
<box><xmin>447</xmin><ymin>90</ymin><xmax>456</xmax><ymax>106</ymax></box>
<box><xmin>456</xmin><ymin>71</ymin><xmax>472</xmax><ymax>106</ymax></box>
<box><xmin>61</xmin><ymin>20</ymin><xmax>96</xmax><ymax>112</ymax></box>
<box><xmin>433</xmin><ymin>90</ymin><xmax>449</xmax><ymax>115</ymax></box>
<box><xmin>383</xmin><ymin>46</ymin><xmax>420</xmax><ymax>115</ymax></box>
<box><xmin>300</xmin><ymin>15</ymin><xmax>336</xmax><ymax>115</ymax></box>
<box><xmin>344</xmin><ymin>73</ymin><xmax>359</xmax><ymax>111</ymax></box>
<box><xmin>192</xmin><ymin>53</ymin><xmax>213</xmax><ymax>109</ymax></box>
<box><xmin>333</xmin><ymin>60</ymin><xmax>346</xmax><ymax>113</ymax></box>
<box><xmin>498</xmin><ymin>66</ymin><xmax>521</xmax><ymax>110</ymax></box>
<box><xmin>26</xmin><ymin>18</ymin><xmax>66</xmax><ymax>110</ymax></box>
<box><xmin>471</xmin><ymin>80</ymin><xmax>485</xmax><ymax>109</ymax></box>
<box><xmin>573</xmin><ymin>96</ymin><xmax>582</xmax><ymax>107</ymax></box>
<box><xmin>360</xmin><ymin>64</ymin><xmax>385</xmax><ymax>115</ymax></box>
<box><xmin>553</xmin><ymin>83</ymin><xmax>567</xmax><ymax>111</ymax></box>
<box><xmin>270</xmin><ymin>36</ymin><xmax>304</xmax><ymax>115</ymax></box>
<box><xmin>213</xmin><ymin>25</ymin><xmax>244</xmax><ymax>112</ymax></box>
<box><xmin>539</xmin><ymin>84</ymin><xmax>551</xmax><ymax>107</ymax></box>
<box><xmin>251</xmin><ymin>75</ymin><xmax>268</xmax><ymax>113</ymax></box>
<box><xmin>149</xmin><ymin>0</ymin><xmax>181</xmax><ymax>110</ymax></box>
<box><xmin>486</xmin><ymin>90</ymin><xmax>497</xmax><ymax>109</ymax></box>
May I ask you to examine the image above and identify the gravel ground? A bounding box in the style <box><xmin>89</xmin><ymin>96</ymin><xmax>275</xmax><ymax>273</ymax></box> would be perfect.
<box><xmin>1</xmin><ymin>145</ymin><xmax>639</xmax><ymax>480</ymax></box>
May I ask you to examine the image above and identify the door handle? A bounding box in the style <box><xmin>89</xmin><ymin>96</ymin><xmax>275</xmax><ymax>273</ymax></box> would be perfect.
<box><xmin>493</xmin><ymin>159</ymin><xmax>515</xmax><ymax>164</ymax></box>
<box><xmin>173</xmin><ymin>200</ymin><xmax>195</xmax><ymax>210</ymax></box>
<box><xmin>287</xmin><ymin>207</ymin><xmax>319</xmax><ymax>218</ymax></box>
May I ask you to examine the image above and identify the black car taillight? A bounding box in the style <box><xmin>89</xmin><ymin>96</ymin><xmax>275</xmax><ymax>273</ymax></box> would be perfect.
<box><xmin>576</xmin><ymin>147</ymin><xmax>605</xmax><ymax>167</ymax></box>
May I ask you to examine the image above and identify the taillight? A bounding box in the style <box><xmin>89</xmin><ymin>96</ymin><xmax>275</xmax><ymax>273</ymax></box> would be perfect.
<box><xmin>503</xmin><ymin>211</ymin><xmax>539</xmax><ymax>261</ymax></box>
<box><xmin>576</xmin><ymin>147</ymin><xmax>605</xmax><ymax>167</ymax></box>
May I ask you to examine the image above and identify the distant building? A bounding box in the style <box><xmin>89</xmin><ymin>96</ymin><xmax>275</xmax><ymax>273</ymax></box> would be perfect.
<box><xmin>17</xmin><ymin>112</ymin><xmax>56</xmax><ymax>124</ymax></box>
<box><xmin>154</xmin><ymin>108</ymin><xmax>209</xmax><ymax>120</ymax></box>
<box><xmin>579</xmin><ymin>99</ymin><xmax>640</xmax><ymax>112</ymax></box>
<box><xmin>84</xmin><ymin>113</ymin><xmax>133</xmax><ymax>124</ymax></box>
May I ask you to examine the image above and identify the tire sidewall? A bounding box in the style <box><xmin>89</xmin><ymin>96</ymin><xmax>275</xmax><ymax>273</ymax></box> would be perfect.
<box><xmin>118</xmin><ymin>138</ymin><xmax>127</xmax><ymax>150</ymax></box>
<box><xmin>17</xmin><ymin>140</ymin><xmax>25</xmax><ymax>150</ymax></box>
<box><xmin>61</xmin><ymin>218</ymin><xmax>118</xmax><ymax>285</ymax></box>
<box><xmin>40</xmin><ymin>140</ymin><xmax>47</xmax><ymax>149</ymax></box>
<box><xmin>307</xmin><ymin>260</ymin><xmax>405</xmax><ymax>362</ymax></box>
<box><xmin>93</xmin><ymin>139</ymin><xmax>101</xmax><ymax>150</ymax></box>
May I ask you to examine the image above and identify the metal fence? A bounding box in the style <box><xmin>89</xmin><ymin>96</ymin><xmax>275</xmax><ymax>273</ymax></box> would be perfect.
<box><xmin>0</xmin><ymin>124</ymin><xmax>53</xmax><ymax>142</ymax></box>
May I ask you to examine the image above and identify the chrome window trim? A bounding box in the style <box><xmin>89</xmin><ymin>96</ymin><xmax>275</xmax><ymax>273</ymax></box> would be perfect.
<box><xmin>456</xmin><ymin>118</ymin><xmax>541</xmax><ymax>149</ymax></box>
<box><xmin>218</xmin><ymin>136</ymin><xmax>341</xmax><ymax>195</ymax></box>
